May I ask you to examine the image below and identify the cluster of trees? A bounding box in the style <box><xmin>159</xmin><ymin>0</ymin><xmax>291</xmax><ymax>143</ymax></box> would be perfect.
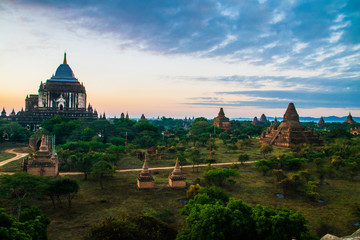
<box><xmin>0</xmin><ymin>120</ymin><xmax>30</xmax><ymax>142</ymax></box>
<box><xmin>203</xmin><ymin>166</ymin><xmax>239</xmax><ymax>186</ymax></box>
<box><xmin>0</xmin><ymin>207</ymin><xmax>49</xmax><ymax>240</ymax></box>
<box><xmin>0</xmin><ymin>173</ymin><xmax>79</xmax><ymax>239</ymax></box>
<box><xmin>0</xmin><ymin>173</ymin><xmax>79</xmax><ymax>216</ymax></box>
<box><xmin>178</xmin><ymin>186</ymin><xmax>316</xmax><ymax>240</ymax></box>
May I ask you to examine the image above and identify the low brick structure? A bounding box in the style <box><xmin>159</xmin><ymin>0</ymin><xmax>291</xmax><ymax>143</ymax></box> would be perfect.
<box><xmin>137</xmin><ymin>158</ymin><xmax>154</xmax><ymax>189</ymax></box>
<box><xmin>168</xmin><ymin>158</ymin><xmax>186</xmax><ymax>188</ymax></box>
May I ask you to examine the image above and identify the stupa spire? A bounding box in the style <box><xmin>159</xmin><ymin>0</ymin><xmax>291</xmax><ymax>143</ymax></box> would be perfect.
<box><xmin>141</xmin><ymin>157</ymin><xmax>150</xmax><ymax>174</ymax></box>
<box><xmin>63</xmin><ymin>52</ymin><xmax>67</xmax><ymax>64</ymax></box>
<box><xmin>39</xmin><ymin>135</ymin><xmax>48</xmax><ymax>152</ymax></box>
<box><xmin>283</xmin><ymin>103</ymin><xmax>299</xmax><ymax>122</ymax></box>
<box><xmin>173</xmin><ymin>158</ymin><xmax>181</xmax><ymax>174</ymax></box>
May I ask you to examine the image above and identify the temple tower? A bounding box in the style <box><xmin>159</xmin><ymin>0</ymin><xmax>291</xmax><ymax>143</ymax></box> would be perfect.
<box><xmin>212</xmin><ymin>108</ymin><xmax>231</xmax><ymax>131</ymax></box>
<box><xmin>260</xmin><ymin>103</ymin><xmax>323</xmax><ymax>147</ymax></box>
<box><xmin>343</xmin><ymin>113</ymin><xmax>356</xmax><ymax>124</ymax></box>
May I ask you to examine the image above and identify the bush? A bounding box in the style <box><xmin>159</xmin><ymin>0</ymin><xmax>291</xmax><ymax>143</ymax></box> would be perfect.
<box><xmin>203</xmin><ymin>167</ymin><xmax>239</xmax><ymax>186</ymax></box>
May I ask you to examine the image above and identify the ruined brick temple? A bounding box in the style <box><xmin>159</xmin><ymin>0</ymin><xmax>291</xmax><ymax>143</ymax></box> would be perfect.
<box><xmin>260</xmin><ymin>103</ymin><xmax>323</xmax><ymax>147</ymax></box>
<box><xmin>23</xmin><ymin>135</ymin><xmax>58</xmax><ymax>177</ymax></box>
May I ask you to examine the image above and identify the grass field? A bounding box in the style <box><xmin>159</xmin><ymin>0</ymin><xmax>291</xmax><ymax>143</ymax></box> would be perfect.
<box><xmin>0</xmin><ymin>140</ymin><xmax>359</xmax><ymax>239</ymax></box>
<box><xmin>0</xmin><ymin>152</ymin><xmax>16</xmax><ymax>162</ymax></box>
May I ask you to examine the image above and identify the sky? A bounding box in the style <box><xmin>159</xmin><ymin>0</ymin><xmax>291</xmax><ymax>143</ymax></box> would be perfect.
<box><xmin>0</xmin><ymin>0</ymin><xmax>359</xmax><ymax>119</ymax></box>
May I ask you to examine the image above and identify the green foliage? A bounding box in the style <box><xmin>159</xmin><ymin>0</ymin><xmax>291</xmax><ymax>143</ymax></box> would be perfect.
<box><xmin>0</xmin><ymin>121</ymin><xmax>30</xmax><ymax>142</ymax></box>
<box><xmin>238</xmin><ymin>154</ymin><xmax>250</xmax><ymax>164</ymax></box>
<box><xmin>0</xmin><ymin>208</ymin><xmax>50</xmax><ymax>240</ymax></box>
<box><xmin>178</xmin><ymin>190</ymin><xmax>314</xmax><ymax>240</ymax></box>
<box><xmin>80</xmin><ymin>127</ymin><xmax>96</xmax><ymax>141</ymax></box>
<box><xmin>0</xmin><ymin>173</ymin><xmax>48</xmax><ymax>217</ymax></box>
<box><xmin>260</xmin><ymin>143</ymin><xmax>273</xmax><ymax>158</ymax></box>
<box><xmin>46</xmin><ymin>177</ymin><xmax>79</xmax><ymax>208</ymax></box>
<box><xmin>108</xmin><ymin>136</ymin><xmax>125</xmax><ymax>146</ymax></box>
<box><xmin>185</xmin><ymin>147</ymin><xmax>202</xmax><ymax>172</ymax></box>
<box><xmin>86</xmin><ymin>215</ymin><xmax>177</xmax><ymax>240</ymax></box>
<box><xmin>255</xmin><ymin>159</ymin><xmax>274</xmax><ymax>176</ymax></box>
<box><xmin>91</xmin><ymin>160</ymin><xmax>115</xmax><ymax>189</ymax></box>
<box><xmin>186</xmin><ymin>184</ymin><xmax>201</xmax><ymax>199</ymax></box>
<box><xmin>203</xmin><ymin>167</ymin><xmax>239</xmax><ymax>186</ymax></box>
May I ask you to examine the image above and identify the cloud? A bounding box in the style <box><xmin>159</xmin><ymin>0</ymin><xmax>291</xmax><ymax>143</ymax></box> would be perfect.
<box><xmin>3</xmin><ymin>1</ymin><xmax>358</xmax><ymax>69</ymax></box>
<box><xmin>181</xmin><ymin>74</ymin><xmax>360</xmax><ymax>109</ymax></box>
<box><xmin>2</xmin><ymin>0</ymin><xmax>359</xmax><ymax>111</ymax></box>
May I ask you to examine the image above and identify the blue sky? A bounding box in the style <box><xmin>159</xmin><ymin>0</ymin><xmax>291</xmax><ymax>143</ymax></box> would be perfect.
<box><xmin>0</xmin><ymin>0</ymin><xmax>359</xmax><ymax>118</ymax></box>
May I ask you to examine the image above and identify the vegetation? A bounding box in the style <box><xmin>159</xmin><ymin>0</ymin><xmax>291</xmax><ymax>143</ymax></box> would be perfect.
<box><xmin>0</xmin><ymin>207</ymin><xmax>49</xmax><ymax>240</ymax></box>
<box><xmin>178</xmin><ymin>187</ymin><xmax>315</xmax><ymax>240</ymax></box>
<box><xmin>0</xmin><ymin>116</ymin><xmax>360</xmax><ymax>239</ymax></box>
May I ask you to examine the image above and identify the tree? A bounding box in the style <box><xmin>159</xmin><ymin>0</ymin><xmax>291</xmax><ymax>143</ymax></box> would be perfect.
<box><xmin>186</xmin><ymin>184</ymin><xmax>201</xmax><ymax>199</ymax></box>
<box><xmin>0</xmin><ymin>173</ymin><xmax>47</xmax><ymax>217</ymax></box>
<box><xmin>238</xmin><ymin>154</ymin><xmax>250</xmax><ymax>165</ymax></box>
<box><xmin>260</xmin><ymin>143</ymin><xmax>273</xmax><ymax>158</ymax></box>
<box><xmin>185</xmin><ymin>147</ymin><xmax>202</xmax><ymax>172</ymax></box>
<box><xmin>255</xmin><ymin>159</ymin><xmax>274</xmax><ymax>176</ymax></box>
<box><xmin>81</xmin><ymin>127</ymin><xmax>96</xmax><ymax>141</ymax></box>
<box><xmin>0</xmin><ymin>207</ymin><xmax>50</xmax><ymax>240</ymax></box>
<box><xmin>91</xmin><ymin>161</ymin><xmax>115</xmax><ymax>189</ymax></box>
<box><xmin>178</xmin><ymin>190</ymin><xmax>314</xmax><ymax>240</ymax></box>
<box><xmin>203</xmin><ymin>167</ymin><xmax>239</xmax><ymax>186</ymax></box>
<box><xmin>47</xmin><ymin>177</ymin><xmax>79</xmax><ymax>208</ymax></box>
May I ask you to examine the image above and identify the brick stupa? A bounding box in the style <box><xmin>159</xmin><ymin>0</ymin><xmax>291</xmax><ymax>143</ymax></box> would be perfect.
<box><xmin>343</xmin><ymin>113</ymin><xmax>356</xmax><ymax>124</ymax></box>
<box><xmin>260</xmin><ymin>103</ymin><xmax>323</xmax><ymax>147</ymax></box>
<box><xmin>137</xmin><ymin>158</ymin><xmax>154</xmax><ymax>189</ymax></box>
<box><xmin>25</xmin><ymin>135</ymin><xmax>58</xmax><ymax>177</ymax></box>
<box><xmin>168</xmin><ymin>158</ymin><xmax>186</xmax><ymax>188</ymax></box>
<box><xmin>212</xmin><ymin>108</ymin><xmax>231</xmax><ymax>131</ymax></box>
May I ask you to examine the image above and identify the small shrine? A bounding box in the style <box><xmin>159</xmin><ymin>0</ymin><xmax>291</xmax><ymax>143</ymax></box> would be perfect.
<box><xmin>212</xmin><ymin>108</ymin><xmax>231</xmax><ymax>131</ymax></box>
<box><xmin>24</xmin><ymin>135</ymin><xmax>58</xmax><ymax>177</ymax></box>
<box><xmin>260</xmin><ymin>103</ymin><xmax>323</xmax><ymax>147</ymax></box>
<box><xmin>137</xmin><ymin>158</ymin><xmax>154</xmax><ymax>189</ymax></box>
<box><xmin>168</xmin><ymin>158</ymin><xmax>186</xmax><ymax>188</ymax></box>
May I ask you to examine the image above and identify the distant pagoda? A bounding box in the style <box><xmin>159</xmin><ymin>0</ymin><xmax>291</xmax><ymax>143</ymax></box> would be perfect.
<box><xmin>252</xmin><ymin>116</ymin><xmax>260</xmax><ymax>126</ymax></box>
<box><xmin>259</xmin><ymin>114</ymin><xmax>268</xmax><ymax>123</ymax></box>
<box><xmin>168</xmin><ymin>158</ymin><xmax>186</xmax><ymax>188</ymax></box>
<box><xmin>137</xmin><ymin>157</ymin><xmax>154</xmax><ymax>189</ymax></box>
<box><xmin>343</xmin><ymin>113</ymin><xmax>356</xmax><ymax>124</ymax></box>
<box><xmin>212</xmin><ymin>108</ymin><xmax>231</xmax><ymax>131</ymax></box>
<box><xmin>260</xmin><ymin>103</ymin><xmax>323</xmax><ymax>147</ymax></box>
<box><xmin>317</xmin><ymin>116</ymin><xmax>325</xmax><ymax>126</ymax></box>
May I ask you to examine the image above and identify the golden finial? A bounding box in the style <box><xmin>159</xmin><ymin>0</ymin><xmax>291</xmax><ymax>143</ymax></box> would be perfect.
<box><xmin>63</xmin><ymin>52</ymin><xmax>67</xmax><ymax>64</ymax></box>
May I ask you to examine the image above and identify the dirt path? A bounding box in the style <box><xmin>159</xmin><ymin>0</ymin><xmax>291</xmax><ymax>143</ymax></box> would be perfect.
<box><xmin>59</xmin><ymin>161</ymin><xmax>252</xmax><ymax>176</ymax></box>
<box><xmin>0</xmin><ymin>148</ymin><xmax>28</xmax><ymax>167</ymax></box>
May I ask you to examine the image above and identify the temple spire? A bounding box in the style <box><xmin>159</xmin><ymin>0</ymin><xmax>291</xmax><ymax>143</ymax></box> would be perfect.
<box><xmin>63</xmin><ymin>52</ymin><xmax>67</xmax><ymax>64</ymax></box>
